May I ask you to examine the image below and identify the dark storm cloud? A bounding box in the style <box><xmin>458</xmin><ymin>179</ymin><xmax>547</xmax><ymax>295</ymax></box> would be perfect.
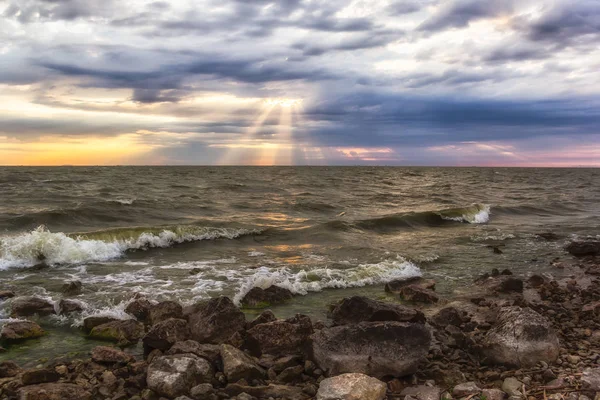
<box><xmin>2</xmin><ymin>0</ymin><xmax>115</xmax><ymax>23</ymax></box>
<box><xmin>292</xmin><ymin>31</ymin><xmax>402</xmax><ymax>57</ymax></box>
<box><xmin>418</xmin><ymin>0</ymin><xmax>514</xmax><ymax>31</ymax></box>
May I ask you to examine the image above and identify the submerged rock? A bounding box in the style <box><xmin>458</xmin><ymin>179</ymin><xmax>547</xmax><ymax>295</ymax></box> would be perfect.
<box><xmin>146</xmin><ymin>354</ymin><xmax>214</xmax><ymax>398</ymax></box>
<box><xmin>61</xmin><ymin>280</ymin><xmax>82</xmax><ymax>296</ymax></box>
<box><xmin>329</xmin><ymin>296</ymin><xmax>425</xmax><ymax>325</ymax></box>
<box><xmin>310</xmin><ymin>321</ymin><xmax>430</xmax><ymax>378</ymax></box>
<box><xmin>482</xmin><ymin>306</ymin><xmax>559</xmax><ymax>367</ymax></box>
<box><xmin>221</xmin><ymin>344</ymin><xmax>265</xmax><ymax>383</ymax></box>
<box><xmin>58</xmin><ymin>299</ymin><xmax>84</xmax><ymax>315</ymax></box>
<box><xmin>186</xmin><ymin>296</ymin><xmax>246</xmax><ymax>344</ymax></box>
<box><xmin>0</xmin><ymin>290</ymin><xmax>15</xmax><ymax>300</ymax></box>
<box><xmin>385</xmin><ymin>277</ymin><xmax>435</xmax><ymax>293</ymax></box>
<box><xmin>17</xmin><ymin>383</ymin><xmax>92</xmax><ymax>400</ymax></box>
<box><xmin>83</xmin><ymin>316</ymin><xmax>120</xmax><ymax>332</ymax></box>
<box><xmin>566</xmin><ymin>241</ymin><xmax>600</xmax><ymax>257</ymax></box>
<box><xmin>317</xmin><ymin>373</ymin><xmax>387</xmax><ymax>400</ymax></box>
<box><xmin>0</xmin><ymin>320</ymin><xmax>45</xmax><ymax>342</ymax></box>
<box><xmin>397</xmin><ymin>285</ymin><xmax>439</xmax><ymax>303</ymax></box>
<box><xmin>143</xmin><ymin>318</ymin><xmax>190</xmax><ymax>351</ymax></box>
<box><xmin>89</xmin><ymin>319</ymin><xmax>145</xmax><ymax>346</ymax></box>
<box><xmin>240</xmin><ymin>286</ymin><xmax>294</xmax><ymax>308</ymax></box>
<box><xmin>10</xmin><ymin>296</ymin><xmax>55</xmax><ymax>317</ymax></box>
<box><xmin>246</xmin><ymin>314</ymin><xmax>313</xmax><ymax>356</ymax></box>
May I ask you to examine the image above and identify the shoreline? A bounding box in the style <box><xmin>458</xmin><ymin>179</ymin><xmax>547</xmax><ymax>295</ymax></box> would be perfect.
<box><xmin>0</xmin><ymin>240</ymin><xmax>599</xmax><ymax>399</ymax></box>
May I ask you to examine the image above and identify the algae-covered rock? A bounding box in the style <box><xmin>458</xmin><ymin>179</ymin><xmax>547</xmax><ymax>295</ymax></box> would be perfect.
<box><xmin>89</xmin><ymin>319</ymin><xmax>144</xmax><ymax>346</ymax></box>
<box><xmin>0</xmin><ymin>320</ymin><xmax>45</xmax><ymax>342</ymax></box>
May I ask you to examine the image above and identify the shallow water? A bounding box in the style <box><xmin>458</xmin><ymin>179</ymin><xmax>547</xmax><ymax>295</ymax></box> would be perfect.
<box><xmin>1</xmin><ymin>166</ymin><xmax>598</xmax><ymax>364</ymax></box>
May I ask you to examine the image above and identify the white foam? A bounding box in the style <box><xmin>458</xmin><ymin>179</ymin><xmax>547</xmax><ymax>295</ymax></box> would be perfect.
<box><xmin>248</xmin><ymin>251</ymin><xmax>265</xmax><ymax>257</ymax></box>
<box><xmin>441</xmin><ymin>204</ymin><xmax>491</xmax><ymax>224</ymax></box>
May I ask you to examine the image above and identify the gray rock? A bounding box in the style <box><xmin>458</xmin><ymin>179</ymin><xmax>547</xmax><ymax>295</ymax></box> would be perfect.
<box><xmin>565</xmin><ymin>241</ymin><xmax>600</xmax><ymax>257</ymax></box>
<box><xmin>581</xmin><ymin>368</ymin><xmax>600</xmax><ymax>391</ymax></box>
<box><xmin>482</xmin><ymin>388</ymin><xmax>507</xmax><ymax>400</ymax></box>
<box><xmin>482</xmin><ymin>306</ymin><xmax>559</xmax><ymax>367</ymax></box>
<box><xmin>310</xmin><ymin>321</ymin><xmax>430</xmax><ymax>379</ymax></box>
<box><xmin>452</xmin><ymin>382</ymin><xmax>481</xmax><ymax>397</ymax></box>
<box><xmin>10</xmin><ymin>296</ymin><xmax>55</xmax><ymax>317</ymax></box>
<box><xmin>246</xmin><ymin>310</ymin><xmax>277</xmax><ymax>329</ymax></box>
<box><xmin>17</xmin><ymin>383</ymin><xmax>92</xmax><ymax>399</ymax></box>
<box><xmin>241</xmin><ymin>286</ymin><xmax>293</xmax><ymax>308</ymax></box>
<box><xmin>149</xmin><ymin>301</ymin><xmax>183</xmax><ymax>325</ymax></box>
<box><xmin>246</xmin><ymin>314</ymin><xmax>313</xmax><ymax>356</ymax></box>
<box><xmin>224</xmin><ymin>383</ymin><xmax>307</xmax><ymax>400</ymax></box>
<box><xmin>317</xmin><ymin>373</ymin><xmax>387</xmax><ymax>400</ymax></box>
<box><xmin>82</xmin><ymin>315</ymin><xmax>119</xmax><ymax>332</ymax></box>
<box><xmin>61</xmin><ymin>280</ymin><xmax>82</xmax><ymax>296</ymax></box>
<box><xmin>91</xmin><ymin>346</ymin><xmax>134</xmax><ymax>364</ymax></box>
<box><xmin>143</xmin><ymin>318</ymin><xmax>190</xmax><ymax>351</ymax></box>
<box><xmin>187</xmin><ymin>296</ymin><xmax>246</xmax><ymax>344</ymax></box>
<box><xmin>146</xmin><ymin>354</ymin><xmax>214</xmax><ymax>398</ymax></box>
<box><xmin>221</xmin><ymin>344</ymin><xmax>265</xmax><ymax>383</ymax></box>
<box><xmin>328</xmin><ymin>296</ymin><xmax>425</xmax><ymax>325</ymax></box>
<box><xmin>399</xmin><ymin>385</ymin><xmax>441</xmax><ymax>400</ymax></box>
<box><xmin>502</xmin><ymin>377</ymin><xmax>523</xmax><ymax>397</ymax></box>
<box><xmin>58</xmin><ymin>299</ymin><xmax>84</xmax><ymax>314</ymax></box>
<box><xmin>190</xmin><ymin>383</ymin><xmax>215</xmax><ymax>399</ymax></box>
<box><xmin>276</xmin><ymin>365</ymin><xmax>304</xmax><ymax>383</ymax></box>
<box><xmin>167</xmin><ymin>340</ymin><xmax>221</xmax><ymax>365</ymax></box>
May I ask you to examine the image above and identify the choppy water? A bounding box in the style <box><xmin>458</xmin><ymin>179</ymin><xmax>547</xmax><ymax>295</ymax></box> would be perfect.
<box><xmin>1</xmin><ymin>167</ymin><xmax>598</xmax><ymax>363</ymax></box>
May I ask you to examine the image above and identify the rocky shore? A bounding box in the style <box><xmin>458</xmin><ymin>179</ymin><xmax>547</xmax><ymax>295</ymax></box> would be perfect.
<box><xmin>0</xmin><ymin>240</ymin><xmax>599</xmax><ymax>400</ymax></box>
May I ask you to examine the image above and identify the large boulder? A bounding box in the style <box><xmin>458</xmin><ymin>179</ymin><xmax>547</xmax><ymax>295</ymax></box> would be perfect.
<box><xmin>246</xmin><ymin>310</ymin><xmax>277</xmax><ymax>329</ymax></box>
<box><xmin>149</xmin><ymin>301</ymin><xmax>183</xmax><ymax>325</ymax></box>
<box><xmin>10</xmin><ymin>296</ymin><xmax>55</xmax><ymax>317</ymax></box>
<box><xmin>187</xmin><ymin>296</ymin><xmax>246</xmax><ymax>344</ymax></box>
<box><xmin>317</xmin><ymin>373</ymin><xmax>387</xmax><ymax>400</ymax></box>
<box><xmin>91</xmin><ymin>346</ymin><xmax>135</xmax><ymax>364</ymax></box>
<box><xmin>17</xmin><ymin>383</ymin><xmax>92</xmax><ymax>400</ymax></box>
<box><xmin>566</xmin><ymin>241</ymin><xmax>600</xmax><ymax>257</ymax></box>
<box><xmin>240</xmin><ymin>286</ymin><xmax>294</xmax><ymax>308</ymax></box>
<box><xmin>224</xmin><ymin>383</ymin><xmax>307</xmax><ymax>400</ymax></box>
<box><xmin>329</xmin><ymin>296</ymin><xmax>425</xmax><ymax>325</ymax></box>
<box><xmin>82</xmin><ymin>316</ymin><xmax>119</xmax><ymax>332</ymax></box>
<box><xmin>0</xmin><ymin>361</ymin><xmax>22</xmax><ymax>378</ymax></box>
<box><xmin>246</xmin><ymin>314</ymin><xmax>313</xmax><ymax>356</ymax></box>
<box><xmin>309</xmin><ymin>321</ymin><xmax>430</xmax><ymax>378</ymax></box>
<box><xmin>58</xmin><ymin>299</ymin><xmax>84</xmax><ymax>315</ymax></box>
<box><xmin>221</xmin><ymin>344</ymin><xmax>265</xmax><ymax>382</ymax></box>
<box><xmin>166</xmin><ymin>341</ymin><xmax>221</xmax><ymax>366</ymax></box>
<box><xmin>143</xmin><ymin>318</ymin><xmax>190</xmax><ymax>351</ymax></box>
<box><xmin>125</xmin><ymin>298</ymin><xmax>153</xmax><ymax>323</ymax></box>
<box><xmin>22</xmin><ymin>368</ymin><xmax>60</xmax><ymax>385</ymax></box>
<box><xmin>88</xmin><ymin>319</ymin><xmax>145</xmax><ymax>346</ymax></box>
<box><xmin>0</xmin><ymin>320</ymin><xmax>45</xmax><ymax>342</ymax></box>
<box><xmin>397</xmin><ymin>285</ymin><xmax>439</xmax><ymax>303</ymax></box>
<box><xmin>481</xmin><ymin>306</ymin><xmax>559</xmax><ymax>367</ymax></box>
<box><xmin>146</xmin><ymin>354</ymin><xmax>214</xmax><ymax>398</ymax></box>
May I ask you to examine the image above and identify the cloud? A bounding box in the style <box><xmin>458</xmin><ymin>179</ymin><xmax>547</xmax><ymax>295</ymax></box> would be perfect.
<box><xmin>419</xmin><ymin>0</ymin><xmax>515</xmax><ymax>31</ymax></box>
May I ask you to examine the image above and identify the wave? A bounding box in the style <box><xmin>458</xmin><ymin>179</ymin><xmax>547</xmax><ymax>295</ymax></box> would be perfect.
<box><xmin>354</xmin><ymin>204</ymin><xmax>490</xmax><ymax>231</ymax></box>
<box><xmin>0</xmin><ymin>225</ymin><xmax>261</xmax><ymax>270</ymax></box>
<box><xmin>232</xmin><ymin>256</ymin><xmax>422</xmax><ymax>305</ymax></box>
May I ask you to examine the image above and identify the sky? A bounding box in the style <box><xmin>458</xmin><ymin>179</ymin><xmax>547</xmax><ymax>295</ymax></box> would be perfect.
<box><xmin>1</xmin><ymin>0</ymin><xmax>599</xmax><ymax>166</ymax></box>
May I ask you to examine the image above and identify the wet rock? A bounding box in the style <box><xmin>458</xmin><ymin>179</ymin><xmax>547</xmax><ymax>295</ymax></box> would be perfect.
<box><xmin>385</xmin><ymin>277</ymin><xmax>435</xmax><ymax>293</ymax></box>
<box><xmin>143</xmin><ymin>318</ymin><xmax>190</xmax><ymax>351</ymax></box>
<box><xmin>125</xmin><ymin>298</ymin><xmax>154</xmax><ymax>323</ymax></box>
<box><xmin>0</xmin><ymin>361</ymin><xmax>22</xmax><ymax>378</ymax></box>
<box><xmin>496</xmin><ymin>277</ymin><xmax>524</xmax><ymax>293</ymax></box>
<box><xmin>329</xmin><ymin>296</ymin><xmax>425</xmax><ymax>325</ymax></box>
<box><xmin>91</xmin><ymin>346</ymin><xmax>134</xmax><ymax>364</ymax></box>
<box><xmin>581</xmin><ymin>368</ymin><xmax>600</xmax><ymax>391</ymax></box>
<box><xmin>430</xmin><ymin>307</ymin><xmax>465</xmax><ymax>327</ymax></box>
<box><xmin>527</xmin><ymin>275</ymin><xmax>546</xmax><ymax>288</ymax></box>
<box><xmin>452</xmin><ymin>382</ymin><xmax>481</xmax><ymax>397</ymax></box>
<box><xmin>310</xmin><ymin>321</ymin><xmax>430</xmax><ymax>378</ymax></box>
<box><xmin>61</xmin><ymin>280</ymin><xmax>82</xmax><ymax>296</ymax></box>
<box><xmin>399</xmin><ymin>386</ymin><xmax>440</xmax><ymax>400</ymax></box>
<box><xmin>241</xmin><ymin>286</ymin><xmax>294</xmax><ymax>308</ymax></box>
<box><xmin>276</xmin><ymin>365</ymin><xmax>304</xmax><ymax>383</ymax></box>
<box><xmin>149</xmin><ymin>301</ymin><xmax>183</xmax><ymax>325</ymax></box>
<box><xmin>482</xmin><ymin>388</ymin><xmax>507</xmax><ymax>400</ymax></box>
<box><xmin>17</xmin><ymin>383</ymin><xmax>92</xmax><ymax>400</ymax></box>
<box><xmin>221</xmin><ymin>344</ymin><xmax>265</xmax><ymax>383</ymax></box>
<box><xmin>224</xmin><ymin>383</ymin><xmax>307</xmax><ymax>400</ymax></box>
<box><xmin>397</xmin><ymin>285</ymin><xmax>439</xmax><ymax>303</ymax></box>
<box><xmin>89</xmin><ymin>319</ymin><xmax>145</xmax><ymax>346</ymax></box>
<box><xmin>146</xmin><ymin>354</ymin><xmax>214</xmax><ymax>398</ymax></box>
<box><xmin>246</xmin><ymin>314</ymin><xmax>313</xmax><ymax>356</ymax></box>
<box><xmin>537</xmin><ymin>232</ymin><xmax>559</xmax><ymax>241</ymax></box>
<box><xmin>246</xmin><ymin>310</ymin><xmax>277</xmax><ymax>330</ymax></box>
<box><xmin>166</xmin><ymin>341</ymin><xmax>221</xmax><ymax>366</ymax></box>
<box><xmin>187</xmin><ymin>296</ymin><xmax>246</xmax><ymax>344</ymax></box>
<box><xmin>0</xmin><ymin>320</ymin><xmax>45</xmax><ymax>342</ymax></box>
<box><xmin>317</xmin><ymin>373</ymin><xmax>387</xmax><ymax>400</ymax></box>
<box><xmin>58</xmin><ymin>299</ymin><xmax>84</xmax><ymax>315</ymax></box>
<box><xmin>22</xmin><ymin>368</ymin><xmax>60</xmax><ymax>385</ymax></box>
<box><xmin>83</xmin><ymin>316</ymin><xmax>120</xmax><ymax>332</ymax></box>
<box><xmin>10</xmin><ymin>296</ymin><xmax>55</xmax><ymax>317</ymax></box>
<box><xmin>566</xmin><ymin>241</ymin><xmax>600</xmax><ymax>257</ymax></box>
<box><xmin>0</xmin><ymin>290</ymin><xmax>15</xmax><ymax>300</ymax></box>
<box><xmin>482</xmin><ymin>306</ymin><xmax>559</xmax><ymax>367</ymax></box>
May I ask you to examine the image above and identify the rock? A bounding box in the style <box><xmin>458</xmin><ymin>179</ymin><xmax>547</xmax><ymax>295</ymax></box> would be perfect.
<box><xmin>89</xmin><ymin>319</ymin><xmax>145</xmax><ymax>346</ymax></box>
<box><xmin>482</xmin><ymin>306</ymin><xmax>559</xmax><ymax>367</ymax></box>
<box><xmin>246</xmin><ymin>310</ymin><xmax>277</xmax><ymax>329</ymax></box>
<box><xmin>143</xmin><ymin>318</ymin><xmax>190</xmax><ymax>351</ymax></box>
<box><xmin>430</xmin><ymin>307</ymin><xmax>464</xmax><ymax>327</ymax></box>
<box><xmin>58</xmin><ymin>299</ymin><xmax>84</xmax><ymax>314</ymax></box>
<box><xmin>502</xmin><ymin>377</ymin><xmax>523</xmax><ymax>397</ymax></box>
<box><xmin>0</xmin><ymin>361</ymin><xmax>22</xmax><ymax>377</ymax></box>
<box><xmin>537</xmin><ymin>232</ymin><xmax>559</xmax><ymax>241</ymax></box>
<box><xmin>397</xmin><ymin>285</ymin><xmax>439</xmax><ymax>303</ymax></box>
<box><xmin>310</xmin><ymin>321</ymin><xmax>430</xmax><ymax>378</ymax></box>
<box><xmin>241</xmin><ymin>286</ymin><xmax>294</xmax><ymax>308</ymax></box>
<box><xmin>146</xmin><ymin>354</ymin><xmax>214</xmax><ymax>398</ymax></box>
<box><xmin>221</xmin><ymin>344</ymin><xmax>265</xmax><ymax>383</ymax></box>
<box><xmin>317</xmin><ymin>373</ymin><xmax>387</xmax><ymax>400</ymax></box>
<box><xmin>582</xmin><ymin>368</ymin><xmax>600</xmax><ymax>391</ymax></box>
<box><xmin>452</xmin><ymin>382</ymin><xmax>481</xmax><ymax>397</ymax></box>
<box><xmin>83</xmin><ymin>315</ymin><xmax>120</xmax><ymax>332</ymax></box>
<box><xmin>399</xmin><ymin>386</ymin><xmax>442</xmax><ymax>400</ymax></box>
<box><xmin>91</xmin><ymin>346</ymin><xmax>134</xmax><ymax>364</ymax></box>
<box><xmin>329</xmin><ymin>296</ymin><xmax>425</xmax><ymax>325</ymax></box>
<box><xmin>17</xmin><ymin>383</ymin><xmax>92</xmax><ymax>400</ymax></box>
<box><xmin>276</xmin><ymin>365</ymin><xmax>304</xmax><ymax>383</ymax></box>
<box><xmin>0</xmin><ymin>290</ymin><xmax>15</xmax><ymax>299</ymax></box>
<box><xmin>125</xmin><ymin>298</ymin><xmax>154</xmax><ymax>322</ymax></box>
<box><xmin>22</xmin><ymin>368</ymin><xmax>61</xmax><ymax>385</ymax></box>
<box><xmin>246</xmin><ymin>314</ymin><xmax>313</xmax><ymax>356</ymax></box>
<box><xmin>224</xmin><ymin>383</ymin><xmax>307</xmax><ymax>400</ymax></box>
<box><xmin>61</xmin><ymin>280</ymin><xmax>82</xmax><ymax>296</ymax></box>
<box><xmin>187</xmin><ymin>296</ymin><xmax>246</xmax><ymax>344</ymax></box>
<box><xmin>190</xmin><ymin>383</ymin><xmax>215</xmax><ymax>399</ymax></box>
<box><xmin>566</xmin><ymin>241</ymin><xmax>600</xmax><ymax>257</ymax></box>
<box><xmin>527</xmin><ymin>275</ymin><xmax>546</xmax><ymax>288</ymax></box>
<box><xmin>149</xmin><ymin>301</ymin><xmax>183</xmax><ymax>325</ymax></box>
<box><xmin>0</xmin><ymin>320</ymin><xmax>45</xmax><ymax>341</ymax></box>
<box><xmin>10</xmin><ymin>296</ymin><xmax>55</xmax><ymax>317</ymax></box>
<box><xmin>166</xmin><ymin>341</ymin><xmax>221</xmax><ymax>366</ymax></box>
<box><xmin>482</xmin><ymin>388</ymin><xmax>507</xmax><ymax>400</ymax></box>
<box><xmin>496</xmin><ymin>277</ymin><xmax>524</xmax><ymax>293</ymax></box>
